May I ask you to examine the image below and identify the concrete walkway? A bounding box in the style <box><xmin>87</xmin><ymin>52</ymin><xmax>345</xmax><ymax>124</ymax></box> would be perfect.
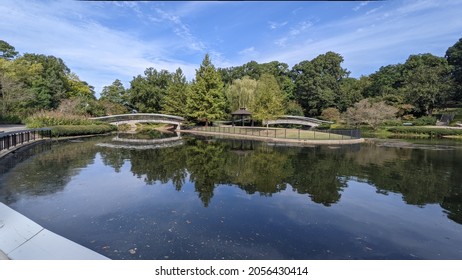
<box><xmin>0</xmin><ymin>125</ymin><xmax>26</xmax><ymax>133</ymax></box>
<box><xmin>0</xmin><ymin>203</ymin><xmax>109</xmax><ymax>260</ymax></box>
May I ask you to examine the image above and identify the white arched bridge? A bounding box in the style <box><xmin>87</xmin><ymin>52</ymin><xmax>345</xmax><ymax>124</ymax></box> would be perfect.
<box><xmin>263</xmin><ymin>115</ymin><xmax>333</xmax><ymax>128</ymax></box>
<box><xmin>91</xmin><ymin>114</ymin><xmax>331</xmax><ymax>130</ymax></box>
<box><xmin>91</xmin><ymin>113</ymin><xmax>185</xmax><ymax>130</ymax></box>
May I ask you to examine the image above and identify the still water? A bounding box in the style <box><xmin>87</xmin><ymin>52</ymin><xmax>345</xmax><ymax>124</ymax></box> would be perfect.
<box><xmin>0</xmin><ymin>135</ymin><xmax>461</xmax><ymax>260</ymax></box>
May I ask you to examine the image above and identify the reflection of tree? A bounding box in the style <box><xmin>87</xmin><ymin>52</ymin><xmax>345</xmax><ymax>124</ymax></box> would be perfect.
<box><xmin>2</xmin><ymin>135</ymin><xmax>462</xmax><ymax>225</ymax></box>
<box><xmin>225</xmin><ymin>145</ymin><xmax>292</xmax><ymax>195</ymax></box>
<box><xmin>287</xmin><ymin>147</ymin><xmax>350</xmax><ymax>206</ymax></box>
<box><xmin>0</xmin><ymin>139</ymin><xmax>100</xmax><ymax>202</ymax></box>
<box><xmin>346</xmin><ymin>145</ymin><xmax>462</xmax><ymax>224</ymax></box>
<box><xmin>186</xmin><ymin>139</ymin><xmax>228</xmax><ymax>207</ymax></box>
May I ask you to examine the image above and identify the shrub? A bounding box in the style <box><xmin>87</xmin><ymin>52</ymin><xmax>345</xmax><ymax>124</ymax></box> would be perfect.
<box><xmin>320</xmin><ymin>107</ymin><xmax>341</xmax><ymax>122</ymax></box>
<box><xmin>26</xmin><ymin>111</ymin><xmax>98</xmax><ymax>128</ymax></box>
<box><xmin>49</xmin><ymin>124</ymin><xmax>116</xmax><ymax>137</ymax></box>
<box><xmin>388</xmin><ymin>127</ymin><xmax>462</xmax><ymax>137</ymax></box>
<box><xmin>0</xmin><ymin>114</ymin><xmax>22</xmax><ymax>124</ymax></box>
<box><xmin>413</xmin><ymin>116</ymin><xmax>437</xmax><ymax>126</ymax></box>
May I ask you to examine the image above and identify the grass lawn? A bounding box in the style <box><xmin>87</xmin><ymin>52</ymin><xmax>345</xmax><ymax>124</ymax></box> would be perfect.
<box><xmin>195</xmin><ymin>126</ymin><xmax>352</xmax><ymax>140</ymax></box>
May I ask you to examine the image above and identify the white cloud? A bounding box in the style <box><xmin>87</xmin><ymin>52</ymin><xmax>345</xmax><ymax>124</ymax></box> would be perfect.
<box><xmin>353</xmin><ymin>2</ymin><xmax>369</xmax><ymax>12</ymax></box>
<box><xmin>261</xmin><ymin>0</ymin><xmax>462</xmax><ymax>77</ymax></box>
<box><xmin>289</xmin><ymin>21</ymin><xmax>313</xmax><ymax>36</ymax></box>
<box><xmin>268</xmin><ymin>21</ymin><xmax>288</xmax><ymax>30</ymax></box>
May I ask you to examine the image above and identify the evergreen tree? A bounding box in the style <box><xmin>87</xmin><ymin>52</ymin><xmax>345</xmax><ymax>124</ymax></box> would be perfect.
<box><xmin>162</xmin><ymin>68</ymin><xmax>189</xmax><ymax>117</ymax></box>
<box><xmin>187</xmin><ymin>54</ymin><xmax>226</xmax><ymax>125</ymax></box>
<box><xmin>100</xmin><ymin>79</ymin><xmax>126</xmax><ymax>105</ymax></box>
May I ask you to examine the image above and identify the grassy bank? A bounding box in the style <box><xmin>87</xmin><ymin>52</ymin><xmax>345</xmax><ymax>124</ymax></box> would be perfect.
<box><xmin>195</xmin><ymin>126</ymin><xmax>353</xmax><ymax>140</ymax></box>
<box><xmin>49</xmin><ymin>124</ymin><xmax>116</xmax><ymax>137</ymax></box>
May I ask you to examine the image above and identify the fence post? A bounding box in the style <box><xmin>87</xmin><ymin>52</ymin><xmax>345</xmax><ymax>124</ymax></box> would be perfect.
<box><xmin>298</xmin><ymin>129</ymin><xmax>300</xmax><ymax>140</ymax></box>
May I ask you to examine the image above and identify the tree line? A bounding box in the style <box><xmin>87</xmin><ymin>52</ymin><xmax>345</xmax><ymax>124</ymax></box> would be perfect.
<box><xmin>1</xmin><ymin>37</ymin><xmax>462</xmax><ymax>125</ymax></box>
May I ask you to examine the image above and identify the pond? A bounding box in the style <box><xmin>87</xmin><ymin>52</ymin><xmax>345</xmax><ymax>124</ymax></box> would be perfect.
<box><xmin>0</xmin><ymin>135</ymin><xmax>461</xmax><ymax>260</ymax></box>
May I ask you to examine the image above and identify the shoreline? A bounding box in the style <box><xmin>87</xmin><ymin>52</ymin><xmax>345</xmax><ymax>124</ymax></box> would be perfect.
<box><xmin>178</xmin><ymin>129</ymin><xmax>365</xmax><ymax>145</ymax></box>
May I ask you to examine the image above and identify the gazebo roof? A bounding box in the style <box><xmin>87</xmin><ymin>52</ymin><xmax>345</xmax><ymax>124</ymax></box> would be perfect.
<box><xmin>231</xmin><ymin>108</ymin><xmax>252</xmax><ymax>115</ymax></box>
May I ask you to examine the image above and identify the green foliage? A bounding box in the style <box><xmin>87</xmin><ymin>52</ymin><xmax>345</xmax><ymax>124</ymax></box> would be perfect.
<box><xmin>293</xmin><ymin>51</ymin><xmax>349</xmax><ymax>116</ymax></box>
<box><xmin>387</xmin><ymin>126</ymin><xmax>462</xmax><ymax>137</ymax></box>
<box><xmin>445</xmin><ymin>37</ymin><xmax>462</xmax><ymax>103</ymax></box>
<box><xmin>401</xmin><ymin>54</ymin><xmax>452</xmax><ymax>116</ymax></box>
<box><xmin>0</xmin><ymin>114</ymin><xmax>22</xmax><ymax>124</ymax></box>
<box><xmin>126</xmin><ymin>68</ymin><xmax>171</xmax><ymax>113</ymax></box>
<box><xmin>100</xmin><ymin>79</ymin><xmax>126</xmax><ymax>105</ymax></box>
<box><xmin>252</xmin><ymin>74</ymin><xmax>285</xmax><ymax>123</ymax></box>
<box><xmin>187</xmin><ymin>54</ymin><xmax>226</xmax><ymax>124</ymax></box>
<box><xmin>20</xmin><ymin>53</ymin><xmax>72</xmax><ymax>110</ymax></box>
<box><xmin>413</xmin><ymin>116</ymin><xmax>437</xmax><ymax>126</ymax></box>
<box><xmin>366</xmin><ymin>64</ymin><xmax>404</xmax><ymax>98</ymax></box>
<box><xmin>320</xmin><ymin>107</ymin><xmax>341</xmax><ymax>122</ymax></box>
<box><xmin>49</xmin><ymin>124</ymin><xmax>116</xmax><ymax>137</ymax></box>
<box><xmin>0</xmin><ymin>40</ymin><xmax>18</xmax><ymax>60</ymax></box>
<box><xmin>161</xmin><ymin>68</ymin><xmax>190</xmax><ymax>117</ymax></box>
<box><xmin>285</xmin><ymin>100</ymin><xmax>304</xmax><ymax>116</ymax></box>
<box><xmin>225</xmin><ymin>76</ymin><xmax>257</xmax><ymax>113</ymax></box>
<box><xmin>25</xmin><ymin>111</ymin><xmax>97</xmax><ymax>128</ymax></box>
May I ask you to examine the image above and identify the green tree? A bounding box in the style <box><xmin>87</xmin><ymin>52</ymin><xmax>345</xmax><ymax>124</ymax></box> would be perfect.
<box><xmin>127</xmin><ymin>68</ymin><xmax>171</xmax><ymax>113</ymax></box>
<box><xmin>162</xmin><ymin>68</ymin><xmax>190</xmax><ymax>117</ymax></box>
<box><xmin>338</xmin><ymin>77</ymin><xmax>367</xmax><ymax>111</ymax></box>
<box><xmin>292</xmin><ymin>52</ymin><xmax>349</xmax><ymax>116</ymax></box>
<box><xmin>187</xmin><ymin>54</ymin><xmax>226</xmax><ymax>125</ymax></box>
<box><xmin>0</xmin><ymin>40</ymin><xmax>18</xmax><ymax>60</ymax></box>
<box><xmin>0</xmin><ymin>57</ymin><xmax>41</xmax><ymax>116</ymax></box>
<box><xmin>365</xmin><ymin>64</ymin><xmax>404</xmax><ymax>99</ymax></box>
<box><xmin>225</xmin><ymin>76</ymin><xmax>257</xmax><ymax>113</ymax></box>
<box><xmin>445</xmin><ymin>37</ymin><xmax>462</xmax><ymax>103</ymax></box>
<box><xmin>21</xmin><ymin>53</ymin><xmax>72</xmax><ymax>110</ymax></box>
<box><xmin>252</xmin><ymin>74</ymin><xmax>285</xmax><ymax>126</ymax></box>
<box><xmin>401</xmin><ymin>54</ymin><xmax>452</xmax><ymax>115</ymax></box>
<box><xmin>100</xmin><ymin>79</ymin><xmax>126</xmax><ymax>105</ymax></box>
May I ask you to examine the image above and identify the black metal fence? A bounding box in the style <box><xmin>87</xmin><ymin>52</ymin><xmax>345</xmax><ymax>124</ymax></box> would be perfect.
<box><xmin>0</xmin><ymin>129</ymin><xmax>51</xmax><ymax>153</ymax></box>
<box><xmin>196</xmin><ymin>126</ymin><xmax>361</xmax><ymax>140</ymax></box>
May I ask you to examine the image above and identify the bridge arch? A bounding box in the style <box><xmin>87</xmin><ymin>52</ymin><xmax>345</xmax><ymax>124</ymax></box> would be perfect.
<box><xmin>91</xmin><ymin>113</ymin><xmax>185</xmax><ymax>130</ymax></box>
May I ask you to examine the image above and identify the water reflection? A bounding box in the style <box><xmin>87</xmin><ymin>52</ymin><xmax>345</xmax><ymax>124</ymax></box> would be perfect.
<box><xmin>1</xmin><ymin>136</ymin><xmax>461</xmax><ymax>226</ymax></box>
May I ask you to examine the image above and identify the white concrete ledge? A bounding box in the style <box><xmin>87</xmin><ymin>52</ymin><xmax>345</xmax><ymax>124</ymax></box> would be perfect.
<box><xmin>0</xmin><ymin>203</ymin><xmax>109</xmax><ymax>260</ymax></box>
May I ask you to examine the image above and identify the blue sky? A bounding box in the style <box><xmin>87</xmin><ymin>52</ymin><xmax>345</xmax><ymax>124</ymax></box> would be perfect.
<box><xmin>1</xmin><ymin>0</ymin><xmax>461</xmax><ymax>96</ymax></box>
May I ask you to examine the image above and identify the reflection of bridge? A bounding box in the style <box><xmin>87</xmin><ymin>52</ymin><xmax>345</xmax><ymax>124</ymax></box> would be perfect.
<box><xmin>91</xmin><ymin>114</ymin><xmax>185</xmax><ymax>130</ymax></box>
<box><xmin>263</xmin><ymin>115</ymin><xmax>333</xmax><ymax>128</ymax></box>
<box><xmin>97</xmin><ymin>135</ymin><xmax>184</xmax><ymax>150</ymax></box>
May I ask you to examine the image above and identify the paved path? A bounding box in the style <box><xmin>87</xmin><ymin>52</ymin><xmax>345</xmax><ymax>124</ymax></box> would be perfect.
<box><xmin>0</xmin><ymin>203</ymin><xmax>109</xmax><ymax>260</ymax></box>
<box><xmin>0</xmin><ymin>125</ymin><xmax>26</xmax><ymax>133</ymax></box>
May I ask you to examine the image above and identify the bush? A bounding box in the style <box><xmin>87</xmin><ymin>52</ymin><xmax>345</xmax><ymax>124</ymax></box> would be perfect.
<box><xmin>413</xmin><ymin>116</ymin><xmax>437</xmax><ymax>126</ymax></box>
<box><xmin>320</xmin><ymin>107</ymin><xmax>341</xmax><ymax>122</ymax></box>
<box><xmin>26</xmin><ymin>111</ymin><xmax>98</xmax><ymax>128</ymax></box>
<box><xmin>49</xmin><ymin>124</ymin><xmax>116</xmax><ymax>137</ymax></box>
<box><xmin>388</xmin><ymin>127</ymin><xmax>462</xmax><ymax>137</ymax></box>
<box><xmin>0</xmin><ymin>114</ymin><xmax>23</xmax><ymax>124</ymax></box>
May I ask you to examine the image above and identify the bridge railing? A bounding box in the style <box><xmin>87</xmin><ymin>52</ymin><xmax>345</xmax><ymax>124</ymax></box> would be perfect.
<box><xmin>0</xmin><ymin>129</ymin><xmax>51</xmax><ymax>153</ymax></box>
<box><xmin>91</xmin><ymin>113</ymin><xmax>185</xmax><ymax>123</ymax></box>
<box><xmin>279</xmin><ymin>115</ymin><xmax>334</xmax><ymax>124</ymax></box>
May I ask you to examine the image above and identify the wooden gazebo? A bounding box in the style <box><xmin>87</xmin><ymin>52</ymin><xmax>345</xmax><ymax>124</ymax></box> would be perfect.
<box><xmin>231</xmin><ymin>108</ymin><xmax>253</xmax><ymax>127</ymax></box>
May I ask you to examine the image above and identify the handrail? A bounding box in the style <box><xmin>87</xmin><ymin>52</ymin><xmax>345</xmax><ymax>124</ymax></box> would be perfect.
<box><xmin>91</xmin><ymin>113</ymin><xmax>185</xmax><ymax>122</ymax></box>
<box><xmin>0</xmin><ymin>128</ymin><xmax>51</xmax><ymax>153</ymax></box>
